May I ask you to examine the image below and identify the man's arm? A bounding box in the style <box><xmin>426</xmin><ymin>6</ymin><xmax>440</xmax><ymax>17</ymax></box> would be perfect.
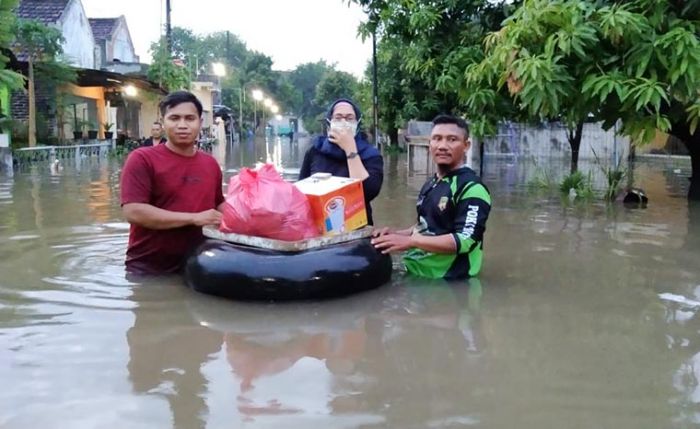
<box><xmin>120</xmin><ymin>150</ymin><xmax>222</xmax><ymax>230</ymax></box>
<box><xmin>450</xmin><ymin>183</ymin><xmax>491</xmax><ymax>255</ymax></box>
<box><xmin>372</xmin><ymin>230</ymin><xmax>456</xmax><ymax>254</ymax></box>
<box><xmin>373</xmin><ymin>225</ymin><xmax>414</xmax><ymax>237</ymax></box>
<box><xmin>123</xmin><ymin>203</ymin><xmax>221</xmax><ymax>230</ymax></box>
<box><xmin>372</xmin><ymin>182</ymin><xmax>491</xmax><ymax>255</ymax></box>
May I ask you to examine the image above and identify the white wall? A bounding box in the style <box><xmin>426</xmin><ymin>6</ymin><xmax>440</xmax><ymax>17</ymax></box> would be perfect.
<box><xmin>58</xmin><ymin>0</ymin><xmax>95</xmax><ymax>69</ymax></box>
<box><xmin>109</xmin><ymin>20</ymin><xmax>137</xmax><ymax>63</ymax></box>
<box><xmin>478</xmin><ymin>121</ymin><xmax>631</xmax><ymax>162</ymax></box>
<box><xmin>191</xmin><ymin>82</ymin><xmax>214</xmax><ymax>128</ymax></box>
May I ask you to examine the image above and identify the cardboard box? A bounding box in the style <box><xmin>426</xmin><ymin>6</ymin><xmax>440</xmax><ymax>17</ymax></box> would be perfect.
<box><xmin>295</xmin><ymin>173</ymin><xmax>367</xmax><ymax>235</ymax></box>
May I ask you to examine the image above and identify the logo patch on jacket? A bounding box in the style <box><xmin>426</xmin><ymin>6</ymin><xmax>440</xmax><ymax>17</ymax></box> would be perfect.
<box><xmin>438</xmin><ymin>196</ymin><xmax>448</xmax><ymax>211</ymax></box>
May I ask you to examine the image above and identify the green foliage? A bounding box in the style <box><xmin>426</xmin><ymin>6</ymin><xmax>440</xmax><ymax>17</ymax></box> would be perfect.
<box><xmin>314</xmin><ymin>70</ymin><xmax>359</xmax><ymax>111</ymax></box>
<box><xmin>166</xmin><ymin>27</ymin><xmax>365</xmax><ymax>133</ymax></box>
<box><xmin>308</xmin><ymin>70</ymin><xmax>361</xmax><ymax>134</ymax></box>
<box><xmin>364</xmin><ymin>37</ymin><xmax>447</xmax><ymax>144</ymax></box>
<box><xmin>167</xmin><ymin>26</ymin><xmax>340</xmax><ymax>132</ymax></box>
<box><xmin>559</xmin><ymin>170</ymin><xmax>595</xmax><ymax>200</ymax></box>
<box><xmin>148</xmin><ymin>38</ymin><xmax>191</xmax><ymax>92</ymax></box>
<box><xmin>0</xmin><ymin>0</ymin><xmax>23</xmax><ymax>90</ymax></box>
<box><xmin>591</xmin><ymin>147</ymin><xmax>626</xmax><ymax>201</ymax></box>
<box><xmin>33</xmin><ymin>59</ymin><xmax>76</xmax><ymax>88</ymax></box>
<box><xmin>13</xmin><ymin>19</ymin><xmax>71</xmax><ymax>146</ymax></box>
<box><xmin>14</xmin><ymin>19</ymin><xmax>64</xmax><ymax>61</ymax></box>
<box><xmin>109</xmin><ymin>140</ymin><xmax>140</xmax><ymax>159</ymax></box>
<box><xmin>171</xmin><ymin>28</ymin><xmax>248</xmax><ymax>78</ymax></box>
<box><xmin>288</xmin><ymin>60</ymin><xmax>335</xmax><ymax>131</ymax></box>
<box><xmin>0</xmin><ymin>0</ymin><xmax>18</xmax><ymax>49</ymax></box>
<box><xmin>469</xmin><ymin>0</ymin><xmax>700</xmax><ymax>147</ymax></box>
<box><xmin>383</xmin><ymin>144</ymin><xmax>405</xmax><ymax>154</ymax></box>
<box><xmin>527</xmin><ymin>166</ymin><xmax>557</xmax><ymax>190</ymax></box>
<box><xmin>349</xmin><ymin>0</ymin><xmax>518</xmax><ymax>144</ymax></box>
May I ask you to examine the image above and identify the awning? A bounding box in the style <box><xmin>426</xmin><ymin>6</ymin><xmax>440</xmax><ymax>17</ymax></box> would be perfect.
<box><xmin>6</xmin><ymin>55</ymin><xmax>167</xmax><ymax>96</ymax></box>
<box><xmin>76</xmin><ymin>69</ymin><xmax>166</xmax><ymax>95</ymax></box>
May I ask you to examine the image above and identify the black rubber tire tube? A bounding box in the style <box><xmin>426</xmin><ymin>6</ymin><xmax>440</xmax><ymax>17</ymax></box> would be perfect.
<box><xmin>184</xmin><ymin>238</ymin><xmax>393</xmax><ymax>301</ymax></box>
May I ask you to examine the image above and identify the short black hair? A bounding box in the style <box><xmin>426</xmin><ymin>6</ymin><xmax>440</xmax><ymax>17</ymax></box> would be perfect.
<box><xmin>432</xmin><ymin>114</ymin><xmax>469</xmax><ymax>138</ymax></box>
<box><xmin>159</xmin><ymin>91</ymin><xmax>203</xmax><ymax>117</ymax></box>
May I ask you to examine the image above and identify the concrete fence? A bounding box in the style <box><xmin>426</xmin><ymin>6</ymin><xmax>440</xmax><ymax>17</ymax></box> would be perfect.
<box><xmin>405</xmin><ymin>120</ymin><xmax>633</xmax><ymax>175</ymax></box>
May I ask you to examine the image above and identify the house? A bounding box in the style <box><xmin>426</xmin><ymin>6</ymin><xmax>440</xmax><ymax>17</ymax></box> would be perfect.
<box><xmin>8</xmin><ymin>0</ymin><xmax>165</xmax><ymax>144</ymax></box>
<box><xmin>191</xmin><ymin>79</ymin><xmax>227</xmax><ymax>145</ymax></box>
<box><xmin>89</xmin><ymin>16</ymin><xmax>139</xmax><ymax>67</ymax></box>
<box><xmin>15</xmin><ymin>0</ymin><xmax>95</xmax><ymax>69</ymax></box>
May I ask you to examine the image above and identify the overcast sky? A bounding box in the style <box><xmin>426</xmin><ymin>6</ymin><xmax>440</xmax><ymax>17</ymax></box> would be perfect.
<box><xmin>81</xmin><ymin>0</ymin><xmax>372</xmax><ymax>78</ymax></box>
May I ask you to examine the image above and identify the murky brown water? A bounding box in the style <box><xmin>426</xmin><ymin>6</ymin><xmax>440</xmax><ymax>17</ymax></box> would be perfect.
<box><xmin>2</xmin><ymin>138</ymin><xmax>700</xmax><ymax>428</ymax></box>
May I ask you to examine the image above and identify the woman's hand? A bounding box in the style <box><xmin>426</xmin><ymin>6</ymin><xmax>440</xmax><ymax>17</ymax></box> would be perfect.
<box><xmin>328</xmin><ymin>127</ymin><xmax>358</xmax><ymax>155</ymax></box>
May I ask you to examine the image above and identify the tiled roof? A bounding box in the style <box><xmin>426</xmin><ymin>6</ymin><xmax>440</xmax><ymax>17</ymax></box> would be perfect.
<box><xmin>89</xmin><ymin>18</ymin><xmax>118</xmax><ymax>41</ymax></box>
<box><xmin>15</xmin><ymin>0</ymin><xmax>69</xmax><ymax>24</ymax></box>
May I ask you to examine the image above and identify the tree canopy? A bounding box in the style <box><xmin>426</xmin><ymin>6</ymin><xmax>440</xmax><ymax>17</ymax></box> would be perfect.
<box><xmin>348</xmin><ymin>0</ymin><xmax>517</xmax><ymax>143</ymax></box>
<box><xmin>0</xmin><ymin>0</ymin><xmax>23</xmax><ymax>90</ymax></box>
<box><xmin>466</xmin><ymin>0</ymin><xmax>700</xmax><ymax>188</ymax></box>
<box><xmin>163</xmin><ymin>27</ymin><xmax>360</xmax><ymax>134</ymax></box>
<box><xmin>13</xmin><ymin>18</ymin><xmax>71</xmax><ymax>146</ymax></box>
<box><xmin>148</xmin><ymin>37</ymin><xmax>191</xmax><ymax>92</ymax></box>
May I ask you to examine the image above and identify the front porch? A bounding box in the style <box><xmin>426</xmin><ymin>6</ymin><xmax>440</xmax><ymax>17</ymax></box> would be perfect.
<box><xmin>7</xmin><ymin>66</ymin><xmax>164</xmax><ymax>148</ymax></box>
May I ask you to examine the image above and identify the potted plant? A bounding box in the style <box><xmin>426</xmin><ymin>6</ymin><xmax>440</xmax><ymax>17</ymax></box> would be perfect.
<box><xmin>87</xmin><ymin>121</ymin><xmax>98</xmax><ymax>140</ymax></box>
<box><xmin>103</xmin><ymin>122</ymin><xmax>114</xmax><ymax>139</ymax></box>
<box><xmin>73</xmin><ymin>119</ymin><xmax>90</xmax><ymax>140</ymax></box>
<box><xmin>72</xmin><ymin>119</ymin><xmax>84</xmax><ymax>140</ymax></box>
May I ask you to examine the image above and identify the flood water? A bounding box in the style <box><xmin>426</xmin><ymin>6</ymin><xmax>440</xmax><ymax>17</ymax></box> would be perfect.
<box><xmin>2</xmin><ymin>137</ymin><xmax>700</xmax><ymax>428</ymax></box>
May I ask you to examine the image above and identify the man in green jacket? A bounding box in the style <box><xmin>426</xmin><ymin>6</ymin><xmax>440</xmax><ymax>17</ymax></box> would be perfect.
<box><xmin>372</xmin><ymin>114</ymin><xmax>491</xmax><ymax>279</ymax></box>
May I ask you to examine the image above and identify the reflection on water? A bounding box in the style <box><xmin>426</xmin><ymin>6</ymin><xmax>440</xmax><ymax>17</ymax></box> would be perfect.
<box><xmin>1</xmin><ymin>139</ymin><xmax>700</xmax><ymax>428</ymax></box>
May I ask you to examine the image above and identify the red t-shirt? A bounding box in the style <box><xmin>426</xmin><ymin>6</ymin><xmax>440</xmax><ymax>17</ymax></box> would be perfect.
<box><xmin>120</xmin><ymin>144</ymin><xmax>224</xmax><ymax>274</ymax></box>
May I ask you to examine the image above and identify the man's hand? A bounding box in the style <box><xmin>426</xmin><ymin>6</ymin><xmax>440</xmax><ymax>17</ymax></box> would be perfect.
<box><xmin>372</xmin><ymin>226</ymin><xmax>392</xmax><ymax>238</ymax></box>
<box><xmin>371</xmin><ymin>233</ymin><xmax>414</xmax><ymax>254</ymax></box>
<box><xmin>192</xmin><ymin>209</ymin><xmax>222</xmax><ymax>226</ymax></box>
<box><xmin>373</xmin><ymin>225</ymin><xmax>415</xmax><ymax>238</ymax></box>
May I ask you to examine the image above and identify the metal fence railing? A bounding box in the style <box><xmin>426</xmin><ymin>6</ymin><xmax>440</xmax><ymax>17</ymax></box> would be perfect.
<box><xmin>13</xmin><ymin>141</ymin><xmax>114</xmax><ymax>164</ymax></box>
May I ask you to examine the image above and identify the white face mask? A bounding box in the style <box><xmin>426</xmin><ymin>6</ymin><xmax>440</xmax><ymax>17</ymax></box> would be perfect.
<box><xmin>329</xmin><ymin>119</ymin><xmax>358</xmax><ymax>136</ymax></box>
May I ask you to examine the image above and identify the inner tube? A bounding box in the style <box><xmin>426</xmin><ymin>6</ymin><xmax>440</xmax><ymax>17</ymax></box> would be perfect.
<box><xmin>184</xmin><ymin>238</ymin><xmax>392</xmax><ymax>301</ymax></box>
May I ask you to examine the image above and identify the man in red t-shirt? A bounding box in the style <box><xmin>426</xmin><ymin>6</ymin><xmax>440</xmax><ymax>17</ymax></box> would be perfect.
<box><xmin>120</xmin><ymin>91</ymin><xmax>224</xmax><ymax>274</ymax></box>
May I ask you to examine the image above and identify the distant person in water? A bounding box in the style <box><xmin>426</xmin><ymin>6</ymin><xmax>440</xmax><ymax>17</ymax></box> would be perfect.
<box><xmin>298</xmin><ymin>98</ymin><xmax>384</xmax><ymax>224</ymax></box>
<box><xmin>141</xmin><ymin>122</ymin><xmax>166</xmax><ymax>146</ymax></box>
<box><xmin>120</xmin><ymin>91</ymin><xmax>224</xmax><ymax>274</ymax></box>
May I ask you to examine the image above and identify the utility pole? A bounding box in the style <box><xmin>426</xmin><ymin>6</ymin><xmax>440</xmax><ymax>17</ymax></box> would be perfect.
<box><xmin>371</xmin><ymin>23</ymin><xmax>379</xmax><ymax>147</ymax></box>
<box><xmin>165</xmin><ymin>0</ymin><xmax>172</xmax><ymax>54</ymax></box>
<box><xmin>239</xmin><ymin>89</ymin><xmax>243</xmax><ymax>142</ymax></box>
<box><xmin>226</xmin><ymin>31</ymin><xmax>230</xmax><ymax>63</ymax></box>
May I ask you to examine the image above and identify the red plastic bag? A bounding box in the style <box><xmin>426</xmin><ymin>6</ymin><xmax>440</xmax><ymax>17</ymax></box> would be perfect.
<box><xmin>220</xmin><ymin>164</ymin><xmax>319</xmax><ymax>241</ymax></box>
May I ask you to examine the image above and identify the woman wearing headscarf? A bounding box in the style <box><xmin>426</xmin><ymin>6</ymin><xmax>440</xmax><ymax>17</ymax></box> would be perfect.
<box><xmin>299</xmin><ymin>99</ymin><xmax>384</xmax><ymax>224</ymax></box>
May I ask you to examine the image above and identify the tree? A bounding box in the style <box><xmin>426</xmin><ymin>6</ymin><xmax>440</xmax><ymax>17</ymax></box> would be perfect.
<box><xmin>349</xmin><ymin>0</ymin><xmax>517</xmax><ymax>141</ymax></box>
<box><xmin>13</xmin><ymin>19</ymin><xmax>64</xmax><ymax>147</ymax></box>
<box><xmin>148</xmin><ymin>37</ymin><xmax>191</xmax><ymax>92</ymax></box>
<box><xmin>311</xmin><ymin>70</ymin><xmax>360</xmax><ymax>134</ymax></box>
<box><xmin>467</xmin><ymin>0</ymin><xmax>700</xmax><ymax>195</ymax></box>
<box><xmin>275</xmin><ymin>76</ymin><xmax>302</xmax><ymax>115</ymax></box>
<box><xmin>0</xmin><ymin>0</ymin><xmax>23</xmax><ymax>91</ymax></box>
<box><xmin>360</xmin><ymin>38</ymin><xmax>449</xmax><ymax>145</ymax></box>
<box><xmin>289</xmin><ymin>60</ymin><xmax>334</xmax><ymax>131</ymax></box>
<box><xmin>171</xmin><ymin>28</ymin><xmax>249</xmax><ymax>78</ymax></box>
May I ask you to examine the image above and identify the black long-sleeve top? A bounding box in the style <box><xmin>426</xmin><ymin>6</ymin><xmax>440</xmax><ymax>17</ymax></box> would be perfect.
<box><xmin>299</xmin><ymin>145</ymin><xmax>384</xmax><ymax>225</ymax></box>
